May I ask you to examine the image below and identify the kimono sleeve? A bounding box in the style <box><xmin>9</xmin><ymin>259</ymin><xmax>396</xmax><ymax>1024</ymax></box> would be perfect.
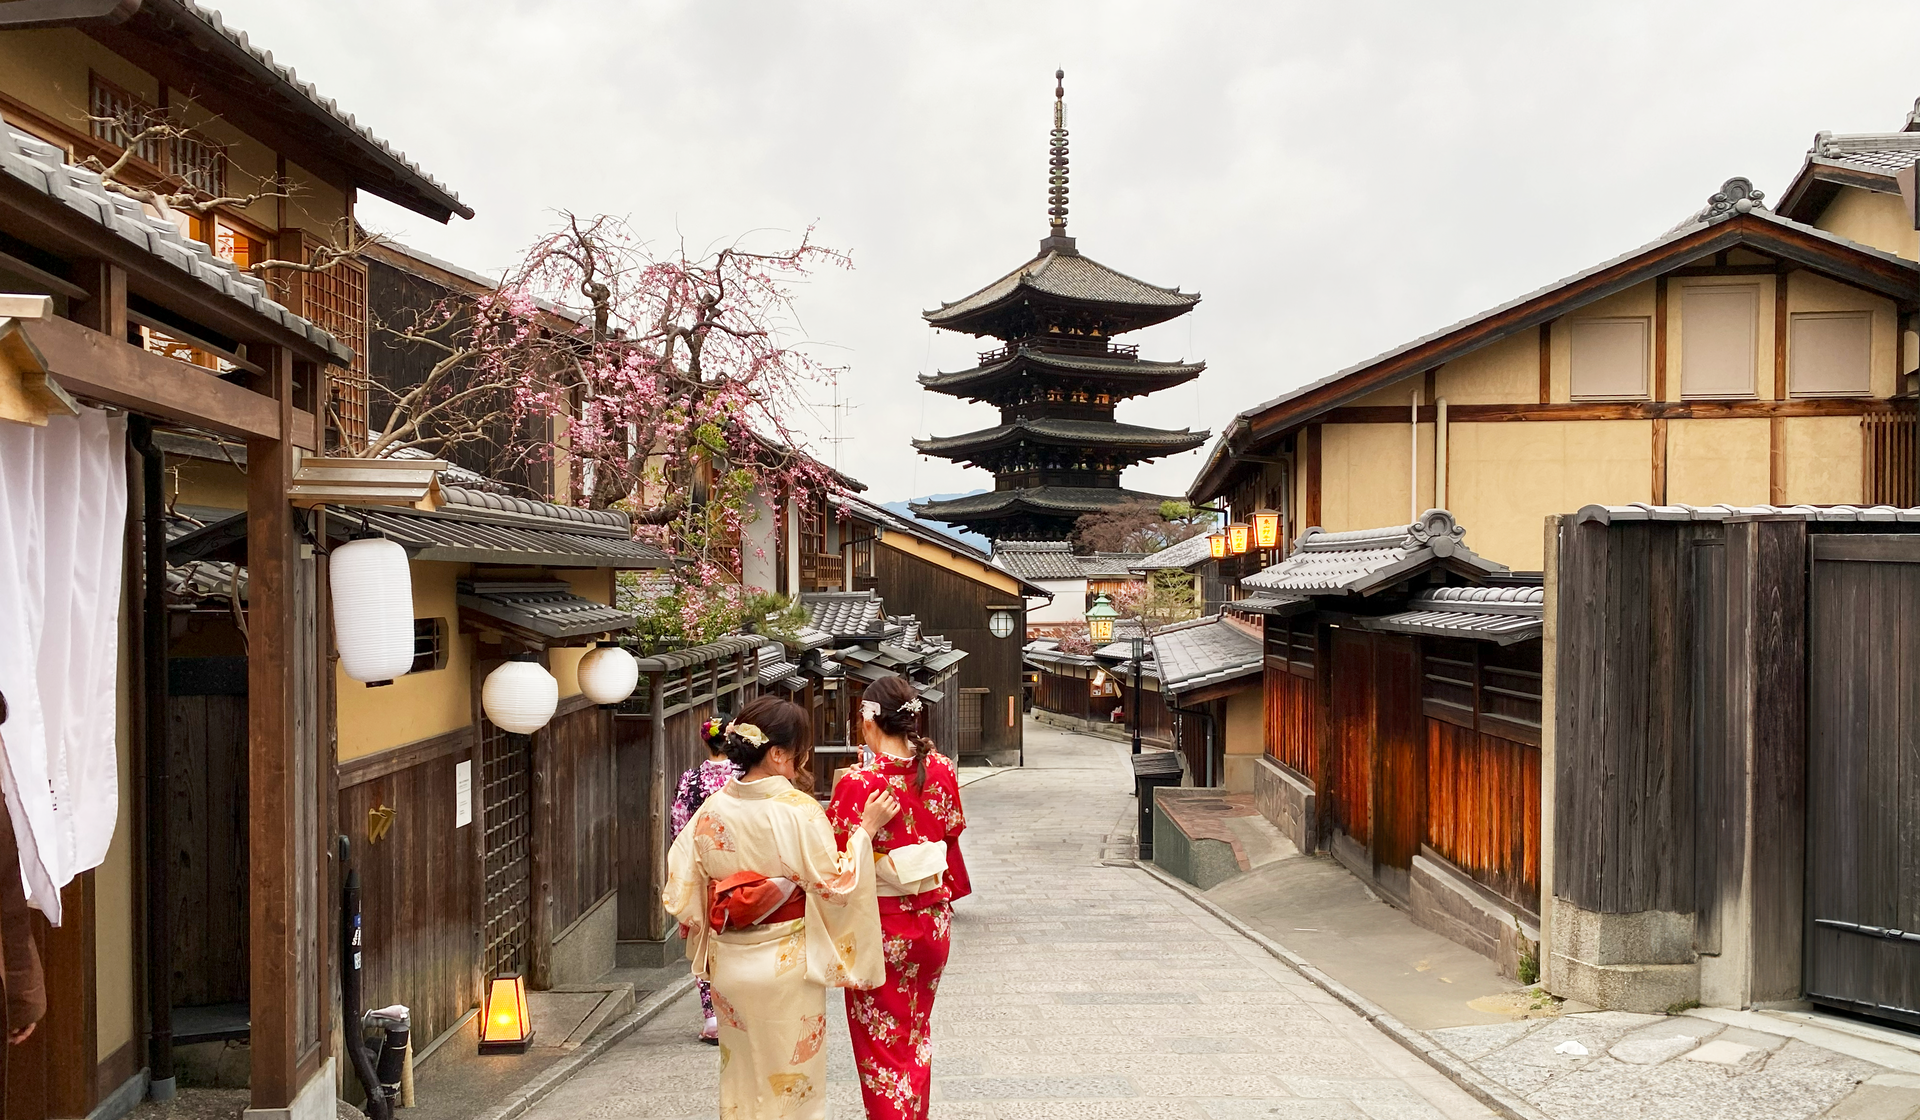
<box><xmin>930</xmin><ymin>756</ymin><xmax>972</xmax><ymax>901</ymax></box>
<box><xmin>661</xmin><ymin>806</ymin><xmax>712</xmax><ymax>974</ymax></box>
<box><xmin>778</xmin><ymin>791</ymin><xmax>883</xmax><ymax>989</ymax></box>
<box><xmin>825</xmin><ymin>769</ymin><xmax>874</xmax><ymax>850</ymax></box>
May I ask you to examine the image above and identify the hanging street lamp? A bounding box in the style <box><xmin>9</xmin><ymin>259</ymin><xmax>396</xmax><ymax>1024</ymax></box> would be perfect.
<box><xmin>1252</xmin><ymin>508</ymin><xmax>1281</xmax><ymax>551</ymax></box>
<box><xmin>1228</xmin><ymin>522</ymin><xmax>1251</xmax><ymax>555</ymax></box>
<box><xmin>329</xmin><ymin>536</ymin><xmax>415</xmax><ymax>687</ymax></box>
<box><xmin>577</xmin><ymin>641</ymin><xmax>639</xmax><ymax>708</ymax></box>
<box><xmin>1207</xmin><ymin>531</ymin><xmax>1228</xmax><ymax>560</ymax></box>
<box><xmin>1085</xmin><ymin>592</ymin><xmax>1119</xmax><ymax>645</ymax></box>
<box><xmin>482</xmin><ymin>654</ymin><xmax>559</xmax><ymax>734</ymax></box>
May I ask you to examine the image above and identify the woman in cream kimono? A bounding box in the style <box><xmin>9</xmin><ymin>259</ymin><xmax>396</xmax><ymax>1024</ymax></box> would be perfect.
<box><xmin>664</xmin><ymin>695</ymin><xmax>898</xmax><ymax>1119</ymax></box>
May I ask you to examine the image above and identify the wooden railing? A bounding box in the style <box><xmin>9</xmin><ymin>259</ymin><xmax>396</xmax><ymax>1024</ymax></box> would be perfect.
<box><xmin>800</xmin><ymin>549</ymin><xmax>843</xmax><ymax>591</ymax></box>
<box><xmin>1864</xmin><ymin>411</ymin><xmax>1917</xmax><ymax>507</ymax></box>
<box><xmin>977</xmin><ymin>336</ymin><xmax>1140</xmax><ymax>365</ymax></box>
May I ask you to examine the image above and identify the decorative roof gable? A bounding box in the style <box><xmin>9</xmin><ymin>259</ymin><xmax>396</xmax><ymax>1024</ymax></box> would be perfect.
<box><xmin>1241</xmin><ymin>510</ymin><xmax>1506</xmax><ymax>596</ymax></box>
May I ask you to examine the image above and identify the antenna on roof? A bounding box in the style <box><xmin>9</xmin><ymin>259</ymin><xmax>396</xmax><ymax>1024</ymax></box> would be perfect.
<box><xmin>1042</xmin><ymin>69</ymin><xmax>1077</xmax><ymax>255</ymax></box>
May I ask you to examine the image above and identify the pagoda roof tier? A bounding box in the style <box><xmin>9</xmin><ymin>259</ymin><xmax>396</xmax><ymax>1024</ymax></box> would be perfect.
<box><xmin>913</xmin><ymin>418</ymin><xmax>1209</xmax><ymax>462</ymax></box>
<box><xmin>912</xmin><ymin>485</ymin><xmax>1179</xmax><ymax>524</ymax></box>
<box><xmin>924</xmin><ymin>247</ymin><xmax>1200</xmax><ymax>339</ymax></box>
<box><xmin>919</xmin><ymin>347</ymin><xmax>1205</xmax><ymax>401</ymax></box>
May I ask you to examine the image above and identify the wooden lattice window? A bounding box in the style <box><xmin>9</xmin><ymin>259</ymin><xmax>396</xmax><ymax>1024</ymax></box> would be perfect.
<box><xmin>304</xmin><ymin>255</ymin><xmax>369</xmax><ymax>450</ymax></box>
<box><xmin>88</xmin><ymin>77</ymin><xmax>161</xmax><ymax>166</ymax></box>
<box><xmin>87</xmin><ymin>75</ymin><xmax>225</xmax><ymax>197</ymax></box>
<box><xmin>410</xmin><ymin>618</ymin><xmax>448</xmax><ymax>673</ymax></box>
<box><xmin>1864</xmin><ymin>413</ymin><xmax>1917</xmax><ymax>507</ymax></box>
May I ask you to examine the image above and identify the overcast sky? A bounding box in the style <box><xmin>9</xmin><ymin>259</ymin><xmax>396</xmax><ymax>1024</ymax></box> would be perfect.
<box><xmin>217</xmin><ymin>1</ymin><xmax>1920</xmax><ymax>504</ymax></box>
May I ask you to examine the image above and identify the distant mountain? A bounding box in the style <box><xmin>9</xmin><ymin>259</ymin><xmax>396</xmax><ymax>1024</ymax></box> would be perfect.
<box><xmin>879</xmin><ymin>493</ymin><xmax>991</xmax><ymax>554</ymax></box>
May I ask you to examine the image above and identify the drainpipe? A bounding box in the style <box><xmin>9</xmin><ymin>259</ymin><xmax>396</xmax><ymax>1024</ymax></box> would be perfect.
<box><xmin>1410</xmin><ymin>388</ymin><xmax>1422</xmax><ymax>523</ymax></box>
<box><xmin>1167</xmin><ymin>699</ymin><xmax>1213</xmax><ymax>787</ymax></box>
<box><xmin>130</xmin><ymin>417</ymin><xmax>175</xmax><ymax>1101</ymax></box>
<box><xmin>1435</xmin><ymin>398</ymin><xmax>1449</xmax><ymax>512</ymax></box>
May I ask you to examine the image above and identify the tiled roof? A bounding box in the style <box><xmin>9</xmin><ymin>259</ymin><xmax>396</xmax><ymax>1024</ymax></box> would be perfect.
<box><xmin>992</xmin><ymin>541</ymin><xmax>1084</xmax><ymax>580</ymax></box>
<box><xmin>1129</xmin><ymin>533</ymin><xmax>1215</xmax><ymax>572</ymax></box>
<box><xmin>2</xmin><ymin>124</ymin><xmax>352</xmax><ymax>365</ymax></box>
<box><xmin>1151</xmin><ymin>615</ymin><xmax>1263</xmax><ymax>697</ymax></box>
<box><xmin>919</xmin><ymin>349</ymin><xmax>1204</xmax><ymax>397</ymax></box>
<box><xmin>1078</xmin><ymin>553</ymin><xmax>1149</xmax><ymax>578</ymax></box>
<box><xmin>332</xmin><ymin>506</ymin><xmax>672</xmax><ymax>569</ymax></box>
<box><xmin>1370</xmin><ymin>585</ymin><xmax>1544</xmax><ymax>646</ymax></box>
<box><xmin>915</xmin><ymin>486</ymin><xmax>1178</xmax><ymax>521</ymax></box>
<box><xmin>926</xmin><ymin>249</ymin><xmax>1199</xmax><ymax>329</ymax></box>
<box><xmin>1225</xmin><ymin>593</ymin><xmax>1311</xmax><ymax>617</ymax></box>
<box><xmin>457</xmin><ymin>580</ymin><xmax>634</xmax><ymax>642</ymax></box>
<box><xmin>801</xmin><ymin>591</ymin><xmax>890</xmax><ymax>639</ymax></box>
<box><xmin>631</xmin><ymin>633</ymin><xmax>765</xmax><ymax>674</ymax></box>
<box><xmin>1241</xmin><ymin>510</ymin><xmax>1506</xmax><ymax>596</ymax></box>
<box><xmin>755</xmin><ymin>643</ymin><xmax>806</xmax><ymax>689</ymax></box>
<box><xmin>437</xmin><ymin>486</ymin><xmax>633</xmax><ymax>536</ymax></box>
<box><xmin>1803</xmin><ymin>128</ymin><xmax>1920</xmax><ymax>179</ymax></box>
<box><xmin>914</xmin><ymin>417</ymin><xmax>1208</xmax><ymax>457</ymax></box>
<box><xmin>159</xmin><ymin>0</ymin><xmax>470</xmax><ymax>220</ymax></box>
<box><xmin>1575</xmin><ymin>502</ymin><xmax>1920</xmax><ymax>524</ymax></box>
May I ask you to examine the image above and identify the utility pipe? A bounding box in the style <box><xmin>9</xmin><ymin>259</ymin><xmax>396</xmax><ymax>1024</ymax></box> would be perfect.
<box><xmin>340</xmin><ymin>837</ymin><xmax>392</xmax><ymax>1120</ymax></box>
<box><xmin>130</xmin><ymin>417</ymin><xmax>175</xmax><ymax>1102</ymax></box>
<box><xmin>1410</xmin><ymin>388</ymin><xmax>1421</xmax><ymax>524</ymax></box>
<box><xmin>1435</xmin><ymin>398</ymin><xmax>1449</xmax><ymax>512</ymax></box>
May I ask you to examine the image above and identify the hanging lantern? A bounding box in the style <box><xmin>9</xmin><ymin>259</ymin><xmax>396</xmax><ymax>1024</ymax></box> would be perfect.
<box><xmin>1085</xmin><ymin>592</ymin><xmax>1119</xmax><ymax>644</ymax></box>
<box><xmin>1207</xmin><ymin>531</ymin><xmax>1228</xmax><ymax>560</ymax></box>
<box><xmin>482</xmin><ymin>655</ymin><xmax>558</xmax><ymax>735</ymax></box>
<box><xmin>1228</xmin><ymin>522</ymin><xmax>1251</xmax><ymax>555</ymax></box>
<box><xmin>577</xmin><ymin>642</ymin><xmax>638</xmax><ymax>708</ymax></box>
<box><xmin>478</xmin><ymin>971</ymin><xmax>533</xmax><ymax>1053</ymax></box>
<box><xmin>329</xmin><ymin>537</ymin><xmax>415</xmax><ymax>686</ymax></box>
<box><xmin>1252</xmin><ymin>508</ymin><xmax>1281</xmax><ymax>550</ymax></box>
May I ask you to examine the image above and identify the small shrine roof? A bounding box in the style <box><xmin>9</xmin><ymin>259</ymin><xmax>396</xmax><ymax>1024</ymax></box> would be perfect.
<box><xmin>1241</xmin><ymin>510</ymin><xmax>1507</xmax><ymax>597</ymax></box>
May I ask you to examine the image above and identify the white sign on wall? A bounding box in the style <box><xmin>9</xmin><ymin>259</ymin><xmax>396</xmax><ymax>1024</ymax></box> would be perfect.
<box><xmin>455</xmin><ymin>760</ymin><xmax>472</xmax><ymax>828</ymax></box>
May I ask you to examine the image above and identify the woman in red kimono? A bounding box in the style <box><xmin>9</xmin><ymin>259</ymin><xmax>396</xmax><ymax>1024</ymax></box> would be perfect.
<box><xmin>827</xmin><ymin>673</ymin><xmax>969</xmax><ymax>1120</ymax></box>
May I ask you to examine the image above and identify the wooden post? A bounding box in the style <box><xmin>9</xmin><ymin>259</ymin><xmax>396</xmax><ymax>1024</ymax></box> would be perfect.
<box><xmin>1303</xmin><ymin>424</ymin><xmax>1322</xmax><ymax>530</ymax></box>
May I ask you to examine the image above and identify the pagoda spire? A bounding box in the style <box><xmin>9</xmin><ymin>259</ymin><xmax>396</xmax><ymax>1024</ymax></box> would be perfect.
<box><xmin>1042</xmin><ymin>69</ymin><xmax>1076</xmax><ymax>254</ymax></box>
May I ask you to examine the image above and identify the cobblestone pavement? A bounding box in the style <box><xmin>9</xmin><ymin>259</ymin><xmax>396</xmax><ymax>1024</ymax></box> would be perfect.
<box><xmin>521</xmin><ymin>721</ymin><xmax>1497</xmax><ymax>1119</ymax></box>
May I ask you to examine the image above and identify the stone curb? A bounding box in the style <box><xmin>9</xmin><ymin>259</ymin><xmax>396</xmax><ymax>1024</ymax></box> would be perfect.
<box><xmin>1130</xmin><ymin>859</ymin><xmax>1552</xmax><ymax>1120</ymax></box>
<box><xmin>470</xmin><ymin>975</ymin><xmax>700</xmax><ymax>1120</ymax></box>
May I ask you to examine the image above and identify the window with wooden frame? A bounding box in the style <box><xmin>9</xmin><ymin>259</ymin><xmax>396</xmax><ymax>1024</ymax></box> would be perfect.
<box><xmin>1263</xmin><ymin>617</ymin><xmax>1316</xmax><ymax>679</ymax></box>
<box><xmin>1680</xmin><ymin>284</ymin><xmax>1759</xmax><ymax>399</ymax></box>
<box><xmin>1789</xmin><ymin>311</ymin><xmax>1873</xmax><ymax>398</ymax></box>
<box><xmin>87</xmin><ymin>74</ymin><xmax>226</xmax><ymax>198</ymax></box>
<box><xmin>303</xmin><ymin>254</ymin><xmax>370</xmax><ymax>450</ymax></box>
<box><xmin>1420</xmin><ymin>637</ymin><xmax>1541</xmax><ymax>746</ymax></box>
<box><xmin>411</xmin><ymin>618</ymin><xmax>449</xmax><ymax>673</ymax></box>
<box><xmin>1568</xmin><ymin>317</ymin><xmax>1650</xmax><ymax>400</ymax></box>
<box><xmin>1863</xmin><ymin>413</ymin><xmax>1916</xmax><ymax>507</ymax></box>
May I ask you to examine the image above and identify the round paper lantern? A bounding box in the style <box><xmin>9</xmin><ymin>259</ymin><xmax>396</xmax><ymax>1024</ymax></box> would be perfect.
<box><xmin>483</xmin><ymin>656</ymin><xmax>559</xmax><ymax>734</ymax></box>
<box><xmin>577</xmin><ymin>642</ymin><xmax>638</xmax><ymax>707</ymax></box>
<box><xmin>329</xmin><ymin>537</ymin><xmax>415</xmax><ymax>686</ymax></box>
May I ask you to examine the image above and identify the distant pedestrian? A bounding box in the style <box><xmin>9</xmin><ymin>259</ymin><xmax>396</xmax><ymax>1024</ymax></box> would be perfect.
<box><xmin>670</xmin><ymin>716</ymin><xmax>740</xmax><ymax>1043</ymax></box>
<box><xmin>663</xmin><ymin>696</ymin><xmax>896</xmax><ymax>1119</ymax></box>
<box><xmin>828</xmin><ymin>674</ymin><xmax>971</xmax><ymax>1120</ymax></box>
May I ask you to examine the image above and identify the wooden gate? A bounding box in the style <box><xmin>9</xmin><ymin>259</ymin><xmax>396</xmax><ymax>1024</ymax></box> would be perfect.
<box><xmin>1329</xmin><ymin>629</ymin><xmax>1375</xmax><ymax>854</ymax></box>
<box><xmin>479</xmin><ymin>718</ymin><xmax>534</xmax><ymax>977</ymax></box>
<box><xmin>1806</xmin><ymin>534</ymin><xmax>1920</xmax><ymax>1027</ymax></box>
<box><xmin>958</xmin><ymin>688</ymin><xmax>986</xmax><ymax>753</ymax></box>
<box><xmin>1327</xmin><ymin>629</ymin><xmax>1422</xmax><ymax>899</ymax></box>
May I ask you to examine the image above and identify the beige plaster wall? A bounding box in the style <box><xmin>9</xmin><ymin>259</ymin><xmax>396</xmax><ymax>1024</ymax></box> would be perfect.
<box><xmin>548</xmin><ymin>569</ymin><xmax>617</xmax><ymax>699</ymax></box>
<box><xmin>1447</xmin><ymin>420</ymin><xmax>1652</xmax><ymax>570</ymax></box>
<box><xmin>1549</xmin><ymin>281</ymin><xmax>1659</xmax><ymax>402</ymax></box>
<box><xmin>1665</xmin><ymin>418</ymin><xmax>1771</xmax><ymax>506</ymax></box>
<box><xmin>1781</xmin><ymin>416</ymin><xmax>1865</xmax><ymax>505</ymax></box>
<box><xmin>1666</xmin><ymin>275</ymin><xmax>1779</xmax><ymax>402</ymax></box>
<box><xmin>1222</xmin><ymin>687</ymin><xmax>1264</xmax><ymax>794</ymax></box>
<box><xmin>169</xmin><ymin>457</ymin><xmax>248</xmax><ymax>513</ymax></box>
<box><xmin>1785</xmin><ymin>271</ymin><xmax>1900</xmax><ymax>398</ymax></box>
<box><xmin>1817</xmin><ymin>187</ymin><xmax>1920</xmax><ymax>261</ymax></box>
<box><xmin>1348</xmin><ymin>380</ymin><xmax>1427</xmax><ymax>409</ymax></box>
<box><xmin>1434</xmin><ymin>329</ymin><xmax>1536</xmax><ymax>404</ymax></box>
<box><xmin>336</xmin><ymin>561</ymin><xmax>472</xmax><ymax>760</ymax></box>
<box><xmin>1320</xmin><ymin>422</ymin><xmax>1433</xmax><ymax>533</ymax></box>
<box><xmin>95</xmin><ymin>566</ymin><xmax>136</xmax><ymax>1063</ymax></box>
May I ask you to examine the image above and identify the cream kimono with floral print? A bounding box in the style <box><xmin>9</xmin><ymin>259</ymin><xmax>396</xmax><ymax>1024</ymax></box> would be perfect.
<box><xmin>664</xmin><ymin>776</ymin><xmax>882</xmax><ymax>1119</ymax></box>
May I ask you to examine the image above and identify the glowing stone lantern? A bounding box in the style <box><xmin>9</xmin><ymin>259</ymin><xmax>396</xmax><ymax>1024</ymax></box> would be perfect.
<box><xmin>1228</xmin><ymin>523</ymin><xmax>1251</xmax><ymax>555</ymax></box>
<box><xmin>479</xmin><ymin>971</ymin><xmax>533</xmax><ymax>1052</ymax></box>
<box><xmin>482</xmin><ymin>655</ymin><xmax>559</xmax><ymax>735</ymax></box>
<box><xmin>1085</xmin><ymin>593</ymin><xmax>1119</xmax><ymax>645</ymax></box>
<box><xmin>1207</xmin><ymin>532</ymin><xmax>1228</xmax><ymax>560</ymax></box>
<box><xmin>1252</xmin><ymin>508</ymin><xmax>1281</xmax><ymax>550</ymax></box>
<box><xmin>329</xmin><ymin>537</ymin><xmax>415</xmax><ymax>686</ymax></box>
<box><xmin>577</xmin><ymin>642</ymin><xmax>639</xmax><ymax>708</ymax></box>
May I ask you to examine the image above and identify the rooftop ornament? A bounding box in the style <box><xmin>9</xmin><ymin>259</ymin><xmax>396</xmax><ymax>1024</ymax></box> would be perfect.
<box><xmin>1042</xmin><ymin>69</ymin><xmax>1076</xmax><ymax>255</ymax></box>
<box><xmin>1699</xmin><ymin>177</ymin><xmax>1767</xmax><ymax>224</ymax></box>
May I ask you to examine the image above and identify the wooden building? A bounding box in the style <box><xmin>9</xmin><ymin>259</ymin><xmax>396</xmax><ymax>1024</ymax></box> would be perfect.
<box><xmin>1189</xmin><ymin>177</ymin><xmax>1919</xmax><ymax>575</ymax></box>
<box><xmin>911</xmin><ymin>74</ymin><xmax>1207</xmax><ymax>541</ymax></box>
<box><xmin>0</xmin><ymin>5</ymin><xmax>470</xmax><ymax>1115</ymax></box>
<box><xmin>1548</xmin><ymin>503</ymin><xmax>1920</xmax><ymax>1025</ymax></box>
<box><xmin>1237</xmin><ymin>512</ymin><xmax>1548</xmax><ymax>979</ymax></box>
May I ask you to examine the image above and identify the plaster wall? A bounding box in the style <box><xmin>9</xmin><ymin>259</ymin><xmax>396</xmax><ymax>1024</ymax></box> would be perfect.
<box><xmin>1221</xmin><ymin>687</ymin><xmax>1263</xmax><ymax>793</ymax></box>
<box><xmin>1320</xmin><ymin>422</ymin><xmax>1433</xmax><ymax>534</ymax></box>
<box><xmin>1549</xmin><ymin>282</ymin><xmax>1658</xmax><ymax>402</ymax></box>
<box><xmin>1785</xmin><ymin>270</ymin><xmax>1900</xmax><ymax>398</ymax></box>
<box><xmin>1433</xmin><ymin>329</ymin><xmax>1536</xmax><ymax>404</ymax></box>
<box><xmin>739</xmin><ymin>490</ymin><xmax>780</xmax><ymax>593</ymax></box>
<box><xmin>171</xmin><ymin>457</ymin><xmax>248</xmax><ymax>512</ymax></box>
<box><xmin>1781</xmin><ymin>416</ymin><xmax>1865</xmax><ymax>505</ymax></box>
<box><xmin>1025</xmin><ymin>578</ymin><xmax>1085</xmax><ymax>624</ymax></box>
<box><xmin>96</xmin><ymin>566</ymin><xmax>135</xmax><ymax>1064</ymax></box>
<box><xmin>1665</xmin><ymin>418</ymin><xmax>1770</xmax><ymax>506</ymax></box>
<box><xmin>1446</xmin><ymin>420</ymin><xmax>1651</xmax><ymax>571</ymax></box>
<box><xmin>1665</xmin><ymin>275</ymin><xmax>1779</xmax><ymax>402</ymax></box>
<box><xmin>336</xmin><ymin>560</ymin><xmax>472</xmax><ymax>760</ymax></box>
<box><xmin>1816</xmin><ymin>186</ymin><xmax>1920</xmax><ymax>261</ymax></box>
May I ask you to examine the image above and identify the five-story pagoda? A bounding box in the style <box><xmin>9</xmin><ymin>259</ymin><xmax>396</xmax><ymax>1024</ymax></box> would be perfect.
<box><xmin>911</xmin><ymin>71</ymin><xmax>1208</xmax><ymax>542</ymax></box>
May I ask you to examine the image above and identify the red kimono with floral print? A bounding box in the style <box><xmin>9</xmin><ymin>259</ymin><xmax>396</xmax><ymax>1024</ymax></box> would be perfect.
<box><xmin>828</xmin><ymin>750</ymin><xmax>969</xmax><ymax>1120</ymax></box>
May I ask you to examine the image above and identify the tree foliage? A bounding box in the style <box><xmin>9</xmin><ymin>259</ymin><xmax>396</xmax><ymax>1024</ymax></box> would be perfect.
<box><xmin>1070</xmin><ymin>499</ymin><xmax>1215</xmax><ymax>554</ymax></box>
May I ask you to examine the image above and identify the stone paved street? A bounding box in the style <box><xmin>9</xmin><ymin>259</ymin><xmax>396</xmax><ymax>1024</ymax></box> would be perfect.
<box><xmin>521</xmin><ymin>722</ymin><xmax>1496</xmax><ymax>1119</ymax></box>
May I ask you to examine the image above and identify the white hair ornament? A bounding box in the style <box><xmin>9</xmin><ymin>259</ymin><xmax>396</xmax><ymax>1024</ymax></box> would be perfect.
<box><xmin>901</xmin><ymin>698</ymin><xmax>924</xmax><ymax>714</ymax></box>
<box><xmin>860</xmin><ymin>699</ymin><xmax>881</xmax><ymax>722</ymax></box>
<box><xmin>728</xmin><ymin>721</ymin><xmax>769</xmax><ymax>747</ymax></box>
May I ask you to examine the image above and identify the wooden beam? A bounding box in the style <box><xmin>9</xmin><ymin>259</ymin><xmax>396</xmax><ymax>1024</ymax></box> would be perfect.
<box><xmin>40</xmin><ymin>873</ymin><xmax>97</xmax><ymax>1116</ymax></box>
<box><xmin>246</xmin><ymin>345</ymin><xmax>298</xmax><ymax>1110</ymax></box>
<box><xmin>1304</xmin><ymin>423</ymin><xmax>1321</xmax><ymax>529</ymax></box>
<box><xmin>1771</xmin><ymin>273</ymin><xmax>1789</xmax><ymax>504</ymax></box>
<box><xmin>1654</xmin><ymin>277</ymin><xmax>1668</xmax><ymax>402</ymax></box>
<box><xmin>1774</xmin><ymin>271</ymin><xmax>1790</xmax><ymax>402</ymax></box>
<box><xmin>1769</xmin><ymin>416</ymin><xmax>1787</xmax><ymax>505</ymax></box>
<box><xmin>1652</xmin><ymin>417</ymin><xmax>1668</xmax><ymax>503</ymax></box>
<box><xmin>22</xmin><ymin>314</ymin><xmax>281</xmax><ymax>439</ymax></box>
<box><xmin>1321</xmin><ymin>398</ymin><xmax>1901</xmax><ymax>424</ymax></box>
<box><xmin>1538</xmin><ymin>322</ymin><xmax>1552</xmax><ymax>404</ymax></box>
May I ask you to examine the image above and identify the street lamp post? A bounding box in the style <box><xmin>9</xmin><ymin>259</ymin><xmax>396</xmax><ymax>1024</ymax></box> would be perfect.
<box><xmin>1130</xmin><ymin>635</ymin><xmax>1144</xmax><ymax>756</ymax></box>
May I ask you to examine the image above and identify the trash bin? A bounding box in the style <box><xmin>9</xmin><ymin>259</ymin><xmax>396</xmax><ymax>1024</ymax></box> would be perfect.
<box><xmin>1131</xmin><ymin>750</ymin><xmax>1183</xmax><ymax>860</ymax></box>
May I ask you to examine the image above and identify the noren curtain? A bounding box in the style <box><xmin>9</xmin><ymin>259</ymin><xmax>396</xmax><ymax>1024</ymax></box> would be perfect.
<box><xmin>0</xmin><ymin>407</ymin><xmax>127</xmax><ymax>924</ymax></box>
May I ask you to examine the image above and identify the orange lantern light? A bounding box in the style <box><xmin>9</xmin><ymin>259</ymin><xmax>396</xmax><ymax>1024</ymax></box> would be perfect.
<box><xmin>1228</xmin><ymin>523</ymin><xmax>1251</xmax><ymax>555</ymax></box>
<box><xmin>1207</xmin><ymin>532</ymin><xmax>1228</xmax><ymax>560</ymax></box>
<box><xmin>1252</xmin><ymin>508</ymin><xmax>1281</xmax><ymax>550</ymax></box>
<box><xmin>480</xmin><ymin>971</ymin><xmax>533</xmax><ymax>1052</ymax></box>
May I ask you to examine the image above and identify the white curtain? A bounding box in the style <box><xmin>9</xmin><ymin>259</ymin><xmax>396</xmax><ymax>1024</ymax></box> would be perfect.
<box><xmin>0</xmin><ymin>407</ymin><xmax>128</xmax><ymax>924</ymax></box>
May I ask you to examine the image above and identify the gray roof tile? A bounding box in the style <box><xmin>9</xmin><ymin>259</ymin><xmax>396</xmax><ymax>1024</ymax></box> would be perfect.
<box><xmin>926</xmin><ymin>249</ymin><xmax>1199</xmax><ymax>327</ymax></box>
<box><xmin>993</xmin><ymin>541</ymin><xmax>1085</xmax><ymax>580</ymax></box>
<box><xmin>1241</xmin><ymin>510</ymin><xmax>1506</xmax><ymax>595</ymax></box>
<box><xmin>457</xmin><ymin>580</ymin><xmax>635</xmax><ymax>642</ymax></box>
<box><xmin>1149</xmin><ymin>615</ymin><xmax>1263</xmax><ymax>697</ymax></box>
<box><xmin>1129</xmin><ymin>533</ymin><xmax>1215</xmax><ymax>572</ymax></box>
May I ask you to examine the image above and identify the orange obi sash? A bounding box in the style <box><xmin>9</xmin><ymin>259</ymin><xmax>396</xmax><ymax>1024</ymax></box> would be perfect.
<box><xmin>708</xmin><ymin>871</ymin><xmax>806</xmax><ymax>932</ymax></box>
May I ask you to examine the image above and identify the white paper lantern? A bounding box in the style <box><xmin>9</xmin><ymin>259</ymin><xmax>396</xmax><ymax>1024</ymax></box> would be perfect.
<box><xmin>577</xmin><ymin>643</ymin><xmax>638</xmax><ymax>707</ymax></box>
<box><xmin>329</xmin><ymin>537</ymin><xmax>415</xmax><ymax>685</ymax></box>
<box><xmin>483</xmin><ymin>657</ymin><xmax>558</xmax><ymax>734</ymax></box>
